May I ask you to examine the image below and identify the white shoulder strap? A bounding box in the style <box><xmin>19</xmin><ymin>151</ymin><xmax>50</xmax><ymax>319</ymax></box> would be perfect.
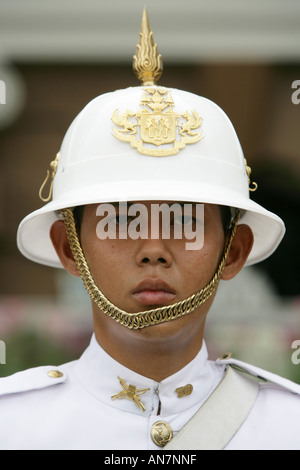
<box><xmin>164</xmin><ymin>366</ymin><xmax>259</xmax><ymax>450</ymax></box>
<box><xmin>0</xmin><ymin>366</ymin><xmax>67</xmax><ymax>397</ymax></box>
<box><xmin>217</xmin><ymin>357</ymin><xmax>300</xmax><ymax>395</ymax></box>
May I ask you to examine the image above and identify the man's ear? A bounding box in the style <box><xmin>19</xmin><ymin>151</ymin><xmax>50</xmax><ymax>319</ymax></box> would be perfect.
<box><xmin>221</xmin><ymin>224</ymin><xmax>254</xmax><ymax>281</ymax></box>
<box><xmin>50</xmin><ymin>220</ymin><xmax>80</xmax><ymax>277</ymax></box>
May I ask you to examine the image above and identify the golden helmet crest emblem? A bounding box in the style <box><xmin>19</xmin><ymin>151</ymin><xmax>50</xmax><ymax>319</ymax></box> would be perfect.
<box><xmin>112</xmin><ymin>87</ymin><xmax>203</xmax><ymax>157</ymax></box>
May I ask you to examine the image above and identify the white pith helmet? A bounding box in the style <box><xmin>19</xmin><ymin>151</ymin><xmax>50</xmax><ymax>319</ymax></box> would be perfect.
<box><xmin>17</xmin><ymin>11</ymin><xmax>285</xmax><ymax>270</ymax></box>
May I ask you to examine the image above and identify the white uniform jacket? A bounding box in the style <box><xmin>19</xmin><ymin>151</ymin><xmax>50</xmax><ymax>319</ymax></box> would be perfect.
<box><xmin>0</xmin><ymin>334</ymin><xmax>299</xmax><ymax>450</ymax></box>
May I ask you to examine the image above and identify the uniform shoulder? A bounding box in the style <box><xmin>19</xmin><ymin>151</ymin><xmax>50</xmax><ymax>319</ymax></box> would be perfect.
<box><xmin>0</xmin><ymin>363</ymin><xmax>73</xmax><ymax>398</ymax></box>
<box><xmin>216</xmin><ymin>354</ymin><xmax>300</xmax><ymax>396</ymax></box>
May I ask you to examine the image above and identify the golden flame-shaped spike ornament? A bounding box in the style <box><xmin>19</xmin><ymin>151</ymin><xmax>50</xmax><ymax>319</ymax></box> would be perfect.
<box><xmin>133</xmin><ymin>7</ymin><xmax>163</xmax><ymax>86</ymax></box>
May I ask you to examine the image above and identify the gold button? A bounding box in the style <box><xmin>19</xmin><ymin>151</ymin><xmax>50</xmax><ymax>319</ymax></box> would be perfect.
<box><xmin>175</xmin><ymin>384</ymin><xmax>193</xmax><ymax>398</ymax></box>
<box><xmin>151</xmin><ymin>421</ymin><xmax>173</xmax><ymax>447</ymax></box>
<box><xmin>47</xmin><ymin>370</ymin><xmax>63</xmax><ymax>378</ymax></box>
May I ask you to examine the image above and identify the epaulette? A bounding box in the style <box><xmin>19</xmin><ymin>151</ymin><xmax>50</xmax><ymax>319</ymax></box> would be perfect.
<box><xmin>0</xmin><ymin>366</ymin><xmax>67</xmax><ymax>397</ymax></box>
<box><xmin>216</xmin><ymin>354</ymin><xmax>300</xmax><ymax>395</ymax></box>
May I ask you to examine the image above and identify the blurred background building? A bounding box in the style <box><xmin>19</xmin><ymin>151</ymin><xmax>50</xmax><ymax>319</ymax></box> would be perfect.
<box><xmin>0</xmin><ymin>0</ymin><xmax>299</xmax><ymax>380</ymax></box>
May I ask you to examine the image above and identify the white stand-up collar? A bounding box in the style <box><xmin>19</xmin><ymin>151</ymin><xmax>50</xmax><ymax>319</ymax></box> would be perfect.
<box><xmin>74</xmin><ymin>334</ymin><xmax>224</xmax><ymax>418</ymax></box>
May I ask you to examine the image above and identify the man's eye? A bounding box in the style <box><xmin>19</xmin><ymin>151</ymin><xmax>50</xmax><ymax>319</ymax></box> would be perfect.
<box><xmin>115</xmin><ymin>215</ymin><xmax>129</xmax><ymax>225</ymax></box>
<box><xmin>173</xmin><ymin>215</ymin><xmax>195</xmax><ymax>225</ymax></box>
<box><xmin>114</xmin><ymin>214</ymin><xmax>137</xmax><ymax>225</ymax></box>
<box><xmin>104</xmin><ymin>214</ymin><xmax>128</xmax><ymax>225</ymax></box>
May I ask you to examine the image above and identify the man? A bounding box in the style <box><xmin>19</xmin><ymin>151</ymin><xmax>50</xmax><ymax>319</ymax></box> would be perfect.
<box><xmin>0</xmin><ymin>9</ymin><xmax>299</xmax><ymax>450</ymax></box>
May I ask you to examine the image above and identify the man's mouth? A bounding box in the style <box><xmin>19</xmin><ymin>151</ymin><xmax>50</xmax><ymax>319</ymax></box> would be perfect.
<box><xmin>132</xmin><ymin>278</ymin><xmax>176</xmax><ymax>306</ymax></box>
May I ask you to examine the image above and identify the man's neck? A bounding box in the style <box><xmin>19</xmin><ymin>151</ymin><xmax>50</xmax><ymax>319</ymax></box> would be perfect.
<box><xmin>93</xmin><ymin>310</ymin><xmax>206</xmax><ymax>382</ymax></box>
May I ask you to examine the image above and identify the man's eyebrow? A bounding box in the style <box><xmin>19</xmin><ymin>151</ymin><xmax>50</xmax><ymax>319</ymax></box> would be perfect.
<box><xmin>110</xmin><ymin>202</ymin><xmax>135</xmax><ymax>208</ymax></box>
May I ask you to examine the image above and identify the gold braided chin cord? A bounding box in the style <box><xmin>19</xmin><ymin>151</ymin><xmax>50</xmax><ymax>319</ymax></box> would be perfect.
<box><xmin>61</xmin><ymin>207</ymin><xmax>240</xmax><ymax>330</ymax></box>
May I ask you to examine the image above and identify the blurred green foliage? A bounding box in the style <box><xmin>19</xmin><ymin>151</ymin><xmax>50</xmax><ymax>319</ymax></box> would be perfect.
<box><xmin>0</xmin><ymin>329</ymin><xmax>87</xmax><ymax>377</ymax></box>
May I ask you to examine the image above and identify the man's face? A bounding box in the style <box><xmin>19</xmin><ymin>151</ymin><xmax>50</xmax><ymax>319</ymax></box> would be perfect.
<box><xmin>51</xmin><ymin>200</ymin><xmax>252</xmax><ymax>373</ymax></box>
<box><xmin>80</xmin><ymin>201</ymin><xmax>225</xmax><ymax>316</ymax></box>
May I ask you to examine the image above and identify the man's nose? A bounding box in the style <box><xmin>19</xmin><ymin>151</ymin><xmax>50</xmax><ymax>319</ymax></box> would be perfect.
<box><xmin>135</xmin><ymin>238</ymin><xmax>173</xmax><ymax>268</ymax></box>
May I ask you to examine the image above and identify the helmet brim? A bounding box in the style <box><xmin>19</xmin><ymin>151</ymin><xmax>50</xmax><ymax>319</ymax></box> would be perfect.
<box><xmin>17</xmin><ymin>179</ymin><xmax>285</xmax><ymax>268</ymax></box>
